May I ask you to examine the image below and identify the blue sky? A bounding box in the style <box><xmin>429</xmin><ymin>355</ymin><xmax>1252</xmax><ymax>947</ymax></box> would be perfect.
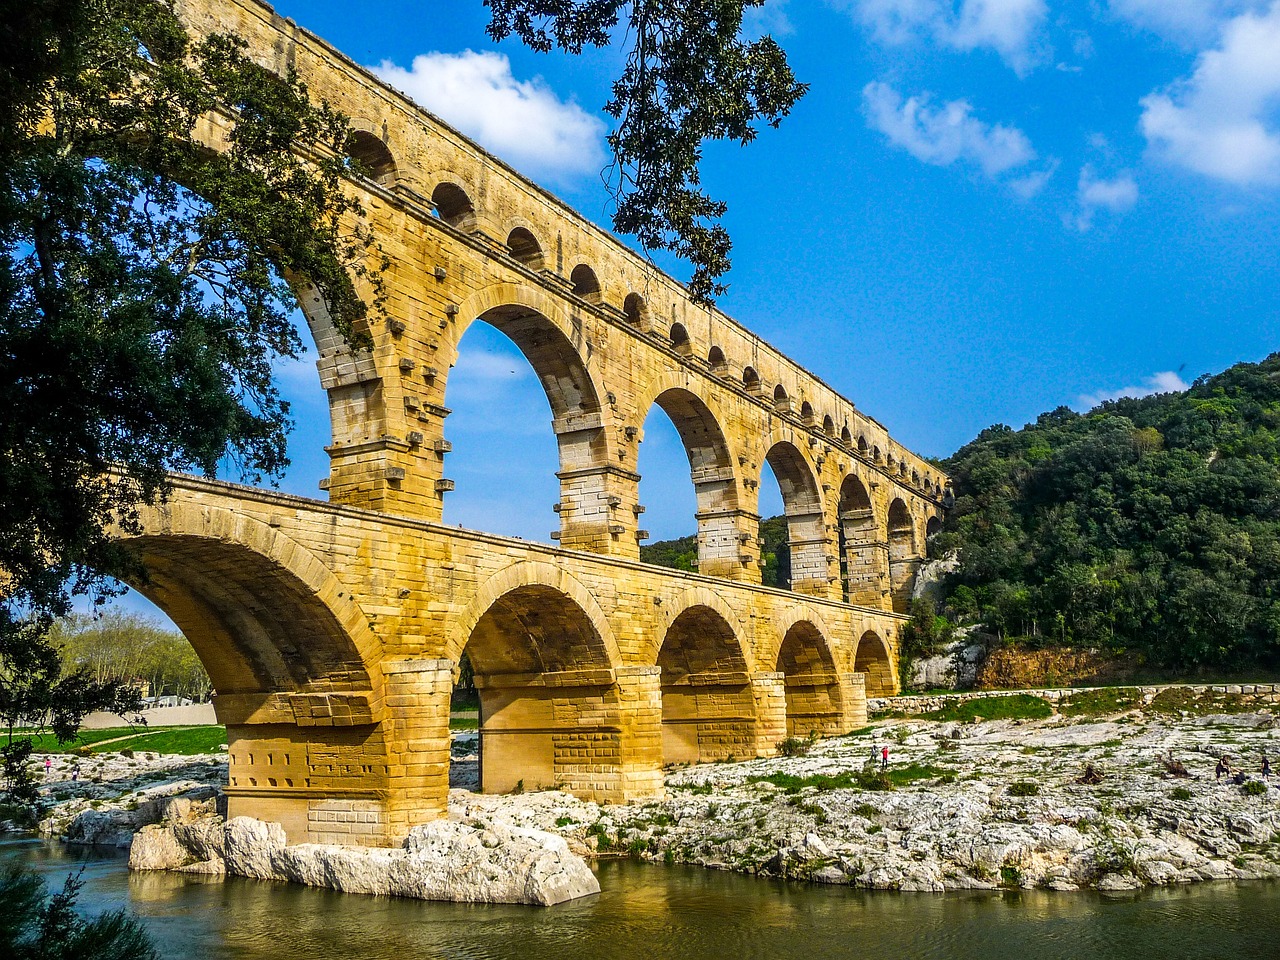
<box><xmin>105</xmin><ymin>0</ymin><xmax>1280</xmax><ymax>621</ymax></box>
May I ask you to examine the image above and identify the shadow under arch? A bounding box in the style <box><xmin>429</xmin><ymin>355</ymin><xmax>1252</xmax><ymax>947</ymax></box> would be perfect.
<box><xmin>854</xmin><ymin>629</ymin><xmax>896</xmax><ymax>697</ymax></box>
<box><xmin>449</xmin><ymin>564</ymin><xmax>625</xmax><ymax>796</ymax></box>
<box><xmin>635</xmin><ymin>376</ymin><xmax>743</xmax><ymax>579</ymax></box>
<box><xmin>656</xmin><ymin>595</ymin><xmax>757</xmax><ymax>764</ymax></box>
<box><xmin>118</xmin><ymin>497</ymin><xmax>390</xmax><ymax>842</ymax></box>
<box><xmin>775</xmin><ymin>619</ymin><xmax>846</xmax><ymax>738</ymax></box>
<box><xmin>761</xmin><ymin>439</ymin><xmax>827</xmax><ymax>594</ymax></box>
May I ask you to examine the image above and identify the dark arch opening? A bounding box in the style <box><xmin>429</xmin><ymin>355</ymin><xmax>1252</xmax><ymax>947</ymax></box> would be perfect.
<box><xmin>761</xmin><ymin>441</ymin><xmax>826</xmax><ymax>594</ymax></box>
<box><xmin>822</xmin><ymin>415</ymin><xmax>835</xmax><ymax>437</ymax></box>
<box><xmin>457</xmin><ymin>584</ymin><xmax>616</xmax><ymax>793</ymax></box>
<box><xmin>669</xmin><ymin>321</ymin><xmax>692</xmax><ymax>356</ymax></box>
<box><xmin>344</xmin><ymin>131</ymin><xmax>396</xmax><ymax>187</ymax></box>
<box><xmin>708</xmin><ymin>345</ymin><xmax>727</xmax><ymax>374</ymax></box>
<box><xmin>854</xmin><ymin>630</ymin><xmax>895</xmax><ymax>697</ymax></box>
<box><xmin>838</xmin><ymin>475</ymin><xmax>884</xmax><ymax>606</ymax></box>
<box><xmin>743</xmin><ymin>366</ymin><xmax>761</xmax><ymax>393</ymax></box>
<box><xmin>658</xmin><ymin>606</ymin><xmax>754</xmax><ymax>764</ymax></box>
<box><xmin>505</xmin><ymin>227</ymin><xmax>544</xmax><ymax>270</ymax></box>
<box><xmin>624</xmin><ymin>292</ymin><xmax>647</xmax><ymax>327</ymax></box>
<box><xmin>800</xmin><ymin>401</ymin><xmax>815</xmax><ymax>424</ymax></box>
<box><xmin>873</xmin><ymin>445</ymin><xmax>882</xmax><ymax>463</ymax></box>
<box><xmin>777</xmin><ymin>622</ymin><xmax>844</xmax><ymax>738</ymax></box>
<box><xmin>926</xmin><ymin>515</ymin><xmax>943</xmax><ymax>538</ymax></box>
<box><xmin>773</xmin><ymin>384</ymin><xmax>790</xmax><ymax>413</ymax></box>
<box><xmin>857</xmin><ymin>435</ymin><xmax>869</xmax><ymax>455</ymax></box>
<box><xmin>888</xmin><ymin>498</ymin><xmax>917</xmax><ymax>613</ymax></box>
<box><xmin>431</xmin><ymin>182</ymin><xmax>476</xmax><ymax>230</ymax></box>
<box><xmin>570</xmin><ymin>264</ymin><xmax>601</xmax><ymax>303</ymax></box>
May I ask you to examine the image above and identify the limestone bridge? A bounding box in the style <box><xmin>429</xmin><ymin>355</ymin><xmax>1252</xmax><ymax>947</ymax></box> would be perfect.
<box><xmin>129</xmin><ymin>0</ymin><xmax>949</xmax><ymax>847</ymax></box>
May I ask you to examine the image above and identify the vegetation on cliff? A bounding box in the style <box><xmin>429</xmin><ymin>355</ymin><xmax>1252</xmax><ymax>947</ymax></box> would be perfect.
<box><xmin>933</xmin><ymin>351</ymin><xmax>1280</xmax><ymax>672</ymax></box>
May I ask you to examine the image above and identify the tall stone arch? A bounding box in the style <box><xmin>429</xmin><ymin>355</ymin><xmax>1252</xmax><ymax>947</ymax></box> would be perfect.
<box><xmin>121</xmin><ymin>498</ymin><xmax>400</xmax><ymax>845</ymax></box>
<box><xmin>447</xmin><ymin>563</ymin><xmax>658</xmax><ymax>801</ymax></box>
<box><xmin>761</xmin><ymin>438</ymin><xmax>830</xmax><ymax>595</ymax></box>
<box><xmin>838</xmin><ymin>473</ymin><xmax>888</xmax><ymax>608</ymax></box>
<box><xmin>446</xmin><ymin>283</ymin><xmax>619</xmax><ymax>554</ymax></box>
<box><xmin>633</xmin><ymin>373</ymin><xmax>749</xmax><ymax>580</ymax></box>
<box><xmin>887</xmin><ymin>498</ymin><xmax>920</xmax><ymax>613</ymax></box>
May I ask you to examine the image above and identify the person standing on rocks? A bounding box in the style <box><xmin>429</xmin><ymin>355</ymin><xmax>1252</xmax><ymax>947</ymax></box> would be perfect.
<box><xmin>44</xmin><ymin>757</ymin><xmax>51</xmax><ymax>777</ymax></box>
<box><xmin>1216</xmin><ymin>756</ymin><xmax>1230</xmax><ymax>781</ymax></box>
<box><xmin>1263</xmin><ymin>754</ymin><xmax>1271</xmax><ymax>781</ymax></box>
<box><xmin>881</xmin><ymin>745</ymin><xmax>890</xmax><ymax>770</ymax></box>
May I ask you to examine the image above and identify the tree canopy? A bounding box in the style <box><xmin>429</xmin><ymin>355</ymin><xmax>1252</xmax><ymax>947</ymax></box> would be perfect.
<box><xmin>486</xmin><ymin>0</ymin><xmax>806</xmax><ymax>301</ymax></box>
<box><xmin>1</xmin><ymin>0</ymin><xmax>380</xmax><ymax>622</ymax></box>
<box><xmin>932</xmin><ymin>352</ymin><xmax>1280</xmax><ymax>672</ymax></box>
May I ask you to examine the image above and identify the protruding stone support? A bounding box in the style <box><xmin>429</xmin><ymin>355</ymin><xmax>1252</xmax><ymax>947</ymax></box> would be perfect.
<box><xmin>844</xmin><ymin>534</ymin><xmax>890</xmax><ymax>608</ymax></box>
<box><xmin>472</xmin><ymin>666</ymin><xmax>662</xmax><ymax>803</ymax></box>
<box><xmin>554</xmin><ymin>462</ymin><xmax>642</xmax><ymax>559</ymax></box>
<box><xmin>694</xmin><ymin>508</ymin><xmax>759</xmax><ymax>581</ymax></box>
<box><xmin>382</xmin><ymin>658</ymin><xmax>453</xmax><ymax>844</ymax></box>
<box><xmin>784</xmin><ymin>512</ymin><xmax>831</xmax><ymax>596</ymax></box>
<box><xmin>837</xmin><ymin>673</ymin><xmax>869</xmax><ymax>730</ymax></box>
<box><xmin>659</xmin><ymin>671</ymin><xmax>758</xmax><ymax>765</ymax></box>
<box><xmin>750</xmin><ymin>671</ymin><xmax>787</xmax><ymax>757</ymax></box>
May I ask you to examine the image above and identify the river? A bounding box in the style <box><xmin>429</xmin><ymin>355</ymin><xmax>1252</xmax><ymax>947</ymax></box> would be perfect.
<box><xmin>5</xmin><ymin>837</ymin><xmax>1279</xmax><ymax>959</ymax></box>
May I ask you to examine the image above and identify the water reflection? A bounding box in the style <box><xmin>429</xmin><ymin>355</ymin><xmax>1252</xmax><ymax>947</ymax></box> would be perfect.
<box><xmin>5</xmin><ymin>838</ymin><xmax>1278</xmax><ymax>960</ymax></box>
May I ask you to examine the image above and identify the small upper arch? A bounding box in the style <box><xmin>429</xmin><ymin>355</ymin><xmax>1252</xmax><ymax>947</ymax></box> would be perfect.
<box><xmin>743</xmin><ymin>366</ymin><xmax>761</xmax><ymax>393</ymax></box>
<box><xmin>505</xmin><ymin>227</ymin><xmax>544</xmax><ymax>270</ymax></box>
<box><xmin>344</xmin><ymin>129</ymin><xmax>397</xmax><ymax>187</ymax></box>
<box><xmin>669</xmin><ymin>321</ymin><xmax>692</xmax><ymax>356</ymax></box>
<box><xmin>570</xmin><ymin>264</ymin><xmax>602</xmax><ymax>304</ymax></box>
<box><xmin>799</xmin><ymin>400</ymin><xmax>815</xmax><ymax>424</ymax></box>
<box><xmin>624</xmin><ymin>292</ymin><xmax>648</xmax><ymax>328</ymax></box>
<box><xmin>822</xmin><ymin>415</ymin><xmax>835</xmax><ymax>437</ymax></box>
<box><xmin>773</xmin><ymin>383</ymin><xmax>790</xmax><ymax>413</ymax></box>
<box><xmin>431</xmin><ymin>181</ymin><xmax>476</xmax><ymax>230</ymax></box>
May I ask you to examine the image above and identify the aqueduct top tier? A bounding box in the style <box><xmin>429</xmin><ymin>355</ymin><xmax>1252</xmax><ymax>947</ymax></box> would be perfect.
<box><xmin>180</xmin><ymin>0</ymin><xmax>948</xmax><ymax>607</ymax></box>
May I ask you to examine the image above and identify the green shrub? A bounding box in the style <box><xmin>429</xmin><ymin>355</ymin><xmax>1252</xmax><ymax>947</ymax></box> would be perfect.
<box><xmin>920</xmin><ymin>695</ymin><xmax>1052</xmax><ymax>723</ymax></box>
<box><xmin>1243</xmin><ymin>779</ymin><xmax>1268</xmax><ymax>797</ymax></box>
<box><xmin>1170</xmin><ymin>786</ymin><xmax>1193</xmax><ymax>801</ymax></box>
<box><xmin>1000</xmin><ymin>865</ymin><xmax>1022</xmax><ymax>888</ymax></box>
<box><xmin>1007</xmin><ymin>780</ymin><xmax>1040</xmax><ymax>797</ymax></box>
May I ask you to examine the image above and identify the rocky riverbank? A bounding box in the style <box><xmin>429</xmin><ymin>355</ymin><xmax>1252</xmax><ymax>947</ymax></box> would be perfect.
<box><xmin>16</xmin><ymin>693</ymin><xmax>1280</xmax><ymax>897</ymax></box>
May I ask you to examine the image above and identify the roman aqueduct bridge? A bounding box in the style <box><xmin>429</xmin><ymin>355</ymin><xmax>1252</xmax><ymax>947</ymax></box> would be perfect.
<box><xmin>121</xmin><ymin>0</ymin><xmax>949</xmax><ymax>846</ymax></box>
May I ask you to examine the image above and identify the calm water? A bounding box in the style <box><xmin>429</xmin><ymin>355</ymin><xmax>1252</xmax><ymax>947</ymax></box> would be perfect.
<box><xmin>5</xmin><ymin>836</ymin><xmax>1279</xmax><ymax>960</ymax></box>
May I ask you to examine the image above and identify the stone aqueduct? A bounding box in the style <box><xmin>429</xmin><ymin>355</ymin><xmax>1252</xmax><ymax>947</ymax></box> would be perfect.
<box><xmin>126</xmin><ymin>0</ymin><xmax>950</xmax><ymax>846</ymax></box>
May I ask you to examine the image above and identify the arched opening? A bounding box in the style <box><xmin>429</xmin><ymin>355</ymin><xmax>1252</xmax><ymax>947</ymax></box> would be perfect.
<box><xmin>570</xmin><ymin>264</ymin><xmax>602</xmax><ymax>304</ymax></box>
<box><xmin>505</xmin><ymin>227</ymin><xmax>544</xmax><ymax>270</ymax></box>
<box><xmin>776</xmin><ymin>622</ymin><xmax>844</xmax><ymax>737</ymax></box>
<box><xmin>669</xmin><ymin>322</ymin><xmax>692</xmax><ymax>356</ymax></box>
<box><xmin>773</xmin><ymin>384</ymin><xmax>790</xmax><ymax>414</ymax></box>
<box><xmin>443</xmin><ymin>305</ymin><xmax>604</xmax><ymax>543</ymax></box>
<box><xmin>926</xmin><ymin>515</ymin><xmax>943</xmax><ymax>538</ymax></box>
<box><xmin>743</xmin><ymin>366</ymin><xmax>761</xmax><ymax>394</ymax></box>
<box><xmin>457</xmin><ymin>585</ymin><xmax>618</xmax><ymax>794</ymax></box>
<box><xmin>624</xmin><ymin>292</ymin><xmax>647</xmax><ymax>327</ymax></box>
<box><xmin>115</xmin><ymin>525</ymin><xmax>389</xmax><ymax>844</ymax></box>
<box><xmin>658</xmin><ymin>606</ymin><xmax>755</xmax><ymax>764</ymax></box>
<box><xmin>854</xmin><ymin>630</ymin><xmax>895</xmax><ymax>697</ymax></box>
<box><xmin>888</xmin><ymin>498</ymin><xmax>918</xmax><ymax>613</ymax></box>
<box><xmin>431</xmin><ymin>182</ymin><xmax>476</xmax><ymax>230</ymax></box>
<box><xmin>822</xmin><ymin>415</ymin><xmax>835</xmax><ymax>437</ymax></box>
<box><xmin>344</xmin><ymin>131</ymin><xmax>396</xmax><ymax>187</ymax></box>
<box><xmin>873</xmin><ymin>445</ymin><xmax>882</xmax><ymax>463</ymax></box>
<box><xmin>708</xmin><ymin>345</ymin><xmax>726</xmax><ymax>371</ymax></box>
<box><xmin>857</xmin><ymin>435</ymin><xmax>869</xmax><ymax>456</ymax></box>
<box><xmin>637</xmin><ymin>388</ymin><xmax>739</xmax><ymax>579</ymax></box>
<box><xmin>760</xmin><ymin>442</ymin><xmax>827</xmax><ymax>594</ymax></box>
<box><xmin>838</xmin><ymin>475</ymin><xmax>885</xmax><ymax>607</ymax></box>
<box><xmin>799</xmin><ymin>401</ymin><xmax>815</xmax><ymax>425</ymax></box>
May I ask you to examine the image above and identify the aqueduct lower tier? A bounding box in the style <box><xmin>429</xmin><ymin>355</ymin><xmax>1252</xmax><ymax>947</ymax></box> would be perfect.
<box><xmin>128</xmin><ymin>477</ymin><xmax>906</xmax><ymax>846</ymax></box>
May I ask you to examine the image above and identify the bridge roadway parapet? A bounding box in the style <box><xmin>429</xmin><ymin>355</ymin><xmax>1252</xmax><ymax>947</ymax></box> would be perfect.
<box><xmin>125</xmin><ymin>476</ymin><xmax>904</xmax><ymax>845</ymax></box>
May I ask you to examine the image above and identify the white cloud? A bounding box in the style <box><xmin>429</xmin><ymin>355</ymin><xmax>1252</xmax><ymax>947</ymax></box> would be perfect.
<box><xmin>1069</xmin><ymin>164</ymin><xmax>1139</xmax><ymax>230</ymax></box>
<box><xmin>1139</xmin><ymin>3</ymin><xmax>1280</xmax><ymax>186</ymax></box>
<box><xmin>862</xmin><ymin>82</ymin><xmax>1038</xmax><ymax>178</ymax></box>
<box><xmin>838</xmin><ymin>0</ymin><xmax>1048</xmax><ymax>73</ymax></box>
<box><xmin>1109</xmin><ymin>0</ymin><xmax>1266</xmax><ymax>46</ymax></box>
<box><xmin>1078</xmin><ymin>370</ymin><xmax>1190</xmax><ymax>408</ymax></box>
<box><xmin>371</xmin><ymin>51</ymin><xmax>607</xmax><ymax>181</ymax></box>
<box><xmin>744</xmin><ymin>0</ymin><xmax>795</xmax><ymax>37</ymax></box>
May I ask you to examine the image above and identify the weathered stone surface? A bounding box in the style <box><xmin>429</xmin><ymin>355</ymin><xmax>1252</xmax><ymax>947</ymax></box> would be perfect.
<box><xmin>130</xmin><ymin>812</ymin><xmax>599</xmax><ymax>906</ymax></box>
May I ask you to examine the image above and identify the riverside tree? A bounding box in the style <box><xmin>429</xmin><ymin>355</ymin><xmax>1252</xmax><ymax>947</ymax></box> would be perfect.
<box><xmin>485</xmin><ymin>0</ymin><xmax>806</xmax><ymax>301</ymax></box>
